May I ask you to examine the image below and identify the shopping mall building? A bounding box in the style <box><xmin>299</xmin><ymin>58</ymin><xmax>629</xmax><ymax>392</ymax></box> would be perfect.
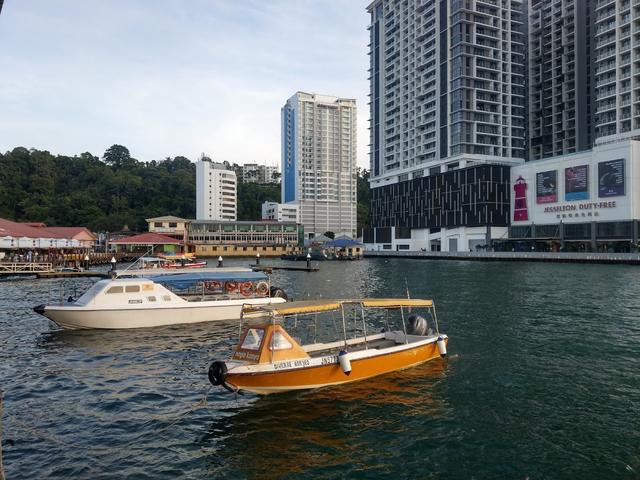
<box><xmin>508</xmin><ymin>141</ymin><xmax>640</xmax><ymax>253</ymax></box>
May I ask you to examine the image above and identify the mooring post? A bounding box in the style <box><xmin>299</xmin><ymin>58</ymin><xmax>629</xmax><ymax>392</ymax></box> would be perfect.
<box><xmin>217</xmin><ymin>256</ymin><xmax>223</xmax><ymax>268</ymax></box>
<box><xmin>255</xmin><ymin>253</ymin><xmax>260</xmax><ymax>265</ymax></box>
<box><xmin>306</xmin><ymin>252</ymin><xmax>311</xmax><ymax>269</ymax></box>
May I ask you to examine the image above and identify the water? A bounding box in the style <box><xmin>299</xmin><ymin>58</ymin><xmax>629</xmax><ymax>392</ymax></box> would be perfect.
<box><xmin>2</xmin><ymin>258</ymin><xmax>640</xmax><ymax>479</ymax></box>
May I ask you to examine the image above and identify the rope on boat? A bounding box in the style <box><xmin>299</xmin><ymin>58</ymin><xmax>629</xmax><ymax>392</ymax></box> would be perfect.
<box><xmin>3</xmin><ymin>386</ymin><xmax>213</xmax><ymax>453</ymax></box>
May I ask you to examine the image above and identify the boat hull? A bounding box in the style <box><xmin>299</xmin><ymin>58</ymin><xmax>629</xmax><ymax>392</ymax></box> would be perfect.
<box><xmin>226</xmin><ymin>337</ymin><xmax>447</xmax><ymax>394</ymax></box>
<box><xmin>43</xmin><ymin>297</ymin><xmax>284</xmax><ymax>330</ymax></box>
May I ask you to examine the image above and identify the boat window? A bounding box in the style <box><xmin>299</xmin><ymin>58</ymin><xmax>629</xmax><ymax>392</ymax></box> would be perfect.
<box><xmin>241</xmin><ymin>328</ymin><xmax>264</xmax><ymax>350</ymax></box>
<box><xmin>147</xmin><ymin>296</ymin><xmax>157</xmax><ymax>302</ymax></box>
<box><xmin>106</xmin><ymin>286</ymin><xmax>124</xmax><ymax>294</ymax></box>
<box><xmin>125</xmin><ymin>285</ymin><xmax>141</xmax><ymax>293</ymax></box>
<box><xmin>269</xmin><ymin>331</ymin><xmax>293</xmax><ymax>351</ymax></box>
<box><xmin>162</xmin><ymin>295</ymin><xmax>172</xmax><ymax>301</ymax></box>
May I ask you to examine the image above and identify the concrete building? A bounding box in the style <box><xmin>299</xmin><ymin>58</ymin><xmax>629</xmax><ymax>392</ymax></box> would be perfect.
<box><xmin>261</xmin><ymin>202</ymin><xmax>300</xmax><ymax>223</ymax></box>
<box><xmin>509</xmin><ymin>139</ymin><xmax>640</xmax><ymax>252</ymax></box>
<box><xmin>196</xmin><ymin>157</ymin><xmax>237</xmax><ymax>221</ymax></box>
<box><xmin>365</xmin><ymin>0</ymin><xmax>526</xmax><ymax>251</ymax></box>
<box><xmin>592</xmin><ymin>0</ymin><xmax>640</xmax><ymax>145</ymax></box>
<box><xmin>187</xmin><ymin>220</ymin><xmax>302</xmax><ymax>257</ymax></box>
<box><xmin>240</xmin><ymin>164</ymin><xmax>279</xmax><ymax>184</ymax></box>
<box><xmin>281</xmin><ymin>91</ymin><xmax>357</xmax><ymax>239</ymax></box>
<box><xmin>528</xmin><ymin>0</ymin><xmax>593</xmax><ymax>159</ymax></box>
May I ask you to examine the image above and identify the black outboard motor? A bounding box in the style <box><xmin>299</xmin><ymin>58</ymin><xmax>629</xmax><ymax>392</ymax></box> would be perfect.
<box><xmin>269</xmin><ymin>287</ymin><xmax>289</xmax><ymax>301</ymax></box>
<box><xmin>406</xmin><ymin>314</ymin><xmax>428</xmax><ymax>336</ymax></box>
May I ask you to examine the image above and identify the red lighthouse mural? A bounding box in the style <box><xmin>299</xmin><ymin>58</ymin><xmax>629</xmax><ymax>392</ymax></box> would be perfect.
<box><xmin>513</xmin><ymin>176</ymin><xmax>529</xmax><ymax>221</ymax></box>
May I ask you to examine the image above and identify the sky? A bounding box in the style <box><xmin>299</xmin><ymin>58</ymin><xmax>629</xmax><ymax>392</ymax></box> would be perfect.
<box><xmin>0</xmin><ymin>0</ymin><xmax>371</xmax><ymax>168</ymax></box>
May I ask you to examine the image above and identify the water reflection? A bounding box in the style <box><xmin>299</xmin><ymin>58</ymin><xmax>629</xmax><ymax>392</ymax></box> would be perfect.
<box><xmin>202</xmin><ymin>359</ymin><xmax>452</xmax><ymax>479</ymax></box>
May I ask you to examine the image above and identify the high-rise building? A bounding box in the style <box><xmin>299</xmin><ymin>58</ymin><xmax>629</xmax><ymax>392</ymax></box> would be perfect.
<box><xmin>240</xmin><ymin>163</ymin><xmax>279</xmax><ymax>184</ymax></box>
<box><xmin>281</xmin><ymin>92</ymin><xmax>357</xmax><ymax>239</ymax></box>
<box><xmin>195</xmin><ymin>156</ymin><xmax>237</xmax><ymax>221</ymax></box>
<box><xmin>592</xmin><ymin>0</ymin><xmax>640</xmax><ymax>145</ymax></box>
<box><xmin>528</xmin><ymin>0</ymin><xmax>593</xmax><ymax>159</ymax></box>
<box><xmin>365</xmin><ymin>0</ymin><xmax>525</xmax><ymax>251</ymax></box>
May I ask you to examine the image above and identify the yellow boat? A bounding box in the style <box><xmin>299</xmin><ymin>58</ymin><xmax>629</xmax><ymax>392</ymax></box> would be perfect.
<box><xmin>207</xmin><ymin>298</ymin><xmax>448</xmax><ymax>395</ymax></box>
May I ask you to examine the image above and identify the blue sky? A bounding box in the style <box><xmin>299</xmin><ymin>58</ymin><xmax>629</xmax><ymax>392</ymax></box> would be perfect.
<box><xmin>0</xmin><ymin>0</ymin><xmax>371</xmax><ymax>168</ymax></box>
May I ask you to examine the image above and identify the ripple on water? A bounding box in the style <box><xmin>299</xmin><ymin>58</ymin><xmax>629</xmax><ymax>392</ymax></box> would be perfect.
<box><xmin>2</xmin><ymin>259</ymin><xmax>640</xmax><ymax>479</ymax></box>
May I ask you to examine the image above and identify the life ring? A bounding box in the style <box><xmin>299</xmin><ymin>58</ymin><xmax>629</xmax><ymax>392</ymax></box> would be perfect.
<box><xmin>240</xmin><ymin>281</ymin><xmax>254</xmax><ymax>297</ymax></box>
<box><xmin>225</xmin><ymin>281</ymin><xmax>239</xmax><ymax>293</ymax></box>
<box><xmin>204</xmin><ymin>281</ymin><xmax>222</xmax><ymax>291</ymax></box>
<box><xmin>255</xmin><ymin>281</ymin><xmax>269</xmax><ymax>296</ymax></box>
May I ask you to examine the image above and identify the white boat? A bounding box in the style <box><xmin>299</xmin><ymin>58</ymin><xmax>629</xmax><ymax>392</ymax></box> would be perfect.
<box><xmin>33</xmin><ymin>268</ymin><xmax>288</xmax><ymax>330</ymax></box>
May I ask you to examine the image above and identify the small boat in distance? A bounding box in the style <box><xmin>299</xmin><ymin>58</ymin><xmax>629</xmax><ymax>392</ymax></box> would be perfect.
<box><xmin>33</xmin><ymin>268</ymin><xmax>288</xmax><ymax>330</ymax></box>
<box><xmin>207</xmin><ymin>298</ymin><xmax>448</xmax><ymax>395</ymax></box>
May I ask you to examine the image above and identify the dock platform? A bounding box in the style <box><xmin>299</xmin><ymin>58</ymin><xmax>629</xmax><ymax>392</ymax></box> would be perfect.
<box><xmin>251</xmin><ymin>264</ymin><xmax>319</xmax><ymax>272</ymax></box>
<box><xmin>36</xmin><ymin>271</ymin><xmax>109</xmax><ymax>279</ymax></box>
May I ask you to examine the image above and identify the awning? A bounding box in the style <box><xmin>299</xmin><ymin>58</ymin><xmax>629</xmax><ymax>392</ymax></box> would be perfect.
<box><xmin>258</xmin><ymin>298</ymin><xmax>434</xmax><ymax>316</ymax></box>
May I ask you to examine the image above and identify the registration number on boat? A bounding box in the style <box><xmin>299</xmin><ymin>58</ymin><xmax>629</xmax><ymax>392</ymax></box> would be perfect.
<box><xmin>321</xmin><ymin>356</ymin><xmax>338</xmax><ymax>365</ymax></box>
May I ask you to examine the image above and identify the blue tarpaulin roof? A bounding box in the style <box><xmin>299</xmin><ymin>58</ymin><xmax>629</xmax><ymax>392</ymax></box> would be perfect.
<box><xmin>148</xmin><ymin>271</ymin><xmax>268</xmax><ymax>290</ymax></box>
<box><xmin>325</xmin><ymin>239</ymin><xmax>363</xmax><ymax>248</ymax></box>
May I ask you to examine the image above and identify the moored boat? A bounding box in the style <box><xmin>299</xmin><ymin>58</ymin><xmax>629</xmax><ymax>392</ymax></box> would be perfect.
<box><xmin>33</xmin><ymin>268</ymin><xmax>288</xmax><ymax>330</ymax></box>
<box><xmin>207</xmin><ymin>298</ymin><xmax>448</xmax><ymax>395</ymax></box>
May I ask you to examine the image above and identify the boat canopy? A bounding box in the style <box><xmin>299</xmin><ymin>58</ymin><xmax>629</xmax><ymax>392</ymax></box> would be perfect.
<box><xmin>148</xmin><ymin>270</ymin><xmax>268</xmax><ymax>290</ymax></box>
<box><xmin>254</xmin><ymin>298</ymin><xmax>434</xmax><ymax>316</ymax></box>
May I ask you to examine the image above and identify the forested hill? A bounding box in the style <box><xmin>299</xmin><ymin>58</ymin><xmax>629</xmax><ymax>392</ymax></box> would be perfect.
<box><xmin>0</xmin><ymin>144</ymin><xmax>370</xmax><ymax>233</ymax></box>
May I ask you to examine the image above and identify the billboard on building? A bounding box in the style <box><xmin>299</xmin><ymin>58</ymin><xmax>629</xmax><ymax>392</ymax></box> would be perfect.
<box><xmin>598</xmin><ymin>159</ymin><xmax>625</xmax><ymax>198</ymax></box>
<box><xmin>536</xmin><ymin>170</ymin><xmax>557</xmax><ymax>204</ymax></box>
<box><xmin>565</xmin><ymin>165</ymin><xmax>589</xmax><ymax>201</ymax></box>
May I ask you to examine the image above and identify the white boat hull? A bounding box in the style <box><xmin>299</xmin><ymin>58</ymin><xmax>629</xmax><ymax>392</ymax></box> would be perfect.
<box><xmin>43</xmin><ymin>297</ymin><xmax>284</xmax><ymax>330</ymax></box>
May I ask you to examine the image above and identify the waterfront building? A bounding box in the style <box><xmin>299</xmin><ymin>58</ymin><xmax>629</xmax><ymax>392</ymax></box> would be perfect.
<box><xmin>109</xmin><ymin>232</ymin><xmax>184</xmax><ymax>255</ymax></box>
<box><xmin>261</xmin><ymin>202</ymin><xmax>300</xmax><ymax>223</ymax></box>
<box><xmin>509</xmin><ymin>139</ymin><xmax>640</xmax><ymax>252</ymax></box>
<box><xmin>281</xmin><ymin>91</ymin><xmax>357</xmax><ymax>239</ymax></box>
<box><xmin>196</xmin><ymin>156</ymin><xmax>237</xmax><ymax>221</ymax></box>
<box><xmin>146</xmin><ymin>216</ymin><xmax>188</xmax><ymax>243</ymax></box>
<box><xmin>364</xmin><ymin>0</ymin><xmax>526</xmax><ymax>251</ymax></box>
<box><xmin>187</xmin><ymin>220</ymin><xmax>302</xmax><ymax>257</ymax></box>
<box><xmin>528</xmin><ymin>0</ymin><xmax>593</xmax><ymax>159</ymax></box>
<box><xmin>240</xmin><ymin>163</ymin><xmax>279</xmax><ymax>184</ymax></box>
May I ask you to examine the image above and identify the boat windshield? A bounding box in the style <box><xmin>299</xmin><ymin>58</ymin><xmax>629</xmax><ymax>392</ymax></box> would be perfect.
<box><xmin>73</xmin><ymin>281</ymin><xmax>109</xmax><ymax>306</ymax></box>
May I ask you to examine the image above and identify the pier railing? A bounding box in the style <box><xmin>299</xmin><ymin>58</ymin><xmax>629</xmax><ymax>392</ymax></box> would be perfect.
<box><xmin>0</xmin><ymin>262</ymin><xmax>53</xmax><ymax>274</ymax></box>
<box><xmin>364</xmin><ymin>250</ymin><xmax>640</xmax><ymax>265</ymax></box>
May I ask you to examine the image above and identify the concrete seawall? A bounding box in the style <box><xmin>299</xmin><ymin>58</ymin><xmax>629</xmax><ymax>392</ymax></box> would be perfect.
<box><xmin>364</xmin><ymin>250</ymin><xmax>640</xmax><ymax>265</ymax></box>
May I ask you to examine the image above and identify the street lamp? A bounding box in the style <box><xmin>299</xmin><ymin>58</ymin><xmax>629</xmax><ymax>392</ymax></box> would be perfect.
<box><xmin>306</xmin><ymin>252</ymin><xmax>311</xmax><ymax>269</ymax></box>
<box><xmin>256</xmin><ymin>252</ymin><xmax>260</xmax><ymax>265</ymax></box>
<box><xmin>110</xmin><ymin>256</ymin><xmax>116</xmax><ymax>271</ymax></box>
<box><xmin>84</xmin><ymin>254</ymin><xmax>90</xmax><ymax>270</ymax></box>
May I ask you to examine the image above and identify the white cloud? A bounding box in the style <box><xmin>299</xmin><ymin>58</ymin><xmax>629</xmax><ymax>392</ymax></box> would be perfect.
<box><xmin>0</xmin><ymin>0</ymin><xmax>371</xmax><ymax>168</ymax></box>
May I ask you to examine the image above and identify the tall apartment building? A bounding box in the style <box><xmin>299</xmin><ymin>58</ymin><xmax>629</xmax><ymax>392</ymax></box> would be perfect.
<box><xmin>240</xmin><ymin>163</ymin><xmax>279</xmax><ymax>184</ymax></box>
<box><xmin>365</xmin><ymin>0</ymin><xmax>525</xmax><ymax>251</ymax></box>
<box><xmin>281</xmin><ymin>92</ymin><xmax>357</xmax><ymax>239</ymax></box>
<box><xmin>592</xmin><ymin>0</ymin><xmax>640</xmax><ymax>145</ymax></box>
<box><xmin>195</xmin><ymin>156</ymin><xmax>237</xmax><ymax>221</ymax></box>
<box><xmin>528</xmin><ymin>0</ymin><xmax>593</xmax><ymax>159</ymax></box>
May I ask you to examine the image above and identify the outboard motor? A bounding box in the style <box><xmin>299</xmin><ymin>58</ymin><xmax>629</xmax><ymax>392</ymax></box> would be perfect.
<box><xmin>33</xmin><ymin>304</ymin><xmax>46</xmax><ymax>315</ymax></box>
<box><xmin>269</xmin><ymin>287</ymin><xmax>289</xmax><ymax>301</ymax></box>
<box><xmin>406</xmin><ymin>314</ymin><xmax>428</xmax><ymax>336</ymax></box>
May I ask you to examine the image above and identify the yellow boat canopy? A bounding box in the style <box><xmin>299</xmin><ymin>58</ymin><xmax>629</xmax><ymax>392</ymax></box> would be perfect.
<box><xmin>247</xmin><ymin>298</ymin><xmax>434</xmax><ymax>317</ymax></box>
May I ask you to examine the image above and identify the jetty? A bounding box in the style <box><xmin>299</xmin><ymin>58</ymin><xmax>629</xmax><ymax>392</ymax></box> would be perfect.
<box><xmin>251</xmin><ymin>264</ymin><xmax>319</xmax><ymax>273</ymax></box>
<box><xmin>365</xmin><ymin>250</ymin><xmax>640</xmax><ymax>265</ymax></box>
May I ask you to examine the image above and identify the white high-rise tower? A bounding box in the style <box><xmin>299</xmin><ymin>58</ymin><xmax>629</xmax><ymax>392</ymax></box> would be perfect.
<box><xmin>196</xmin><ymin>156</ymin><xmax>237</xmax><ymax>221</ymax></box>
<box><xmin>281</xmin><ymin>92</ymin><xmax>357</xmax><ymax>239</ymax></box>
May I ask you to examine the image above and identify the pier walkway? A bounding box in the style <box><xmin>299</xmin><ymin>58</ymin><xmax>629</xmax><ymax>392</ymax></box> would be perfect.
<box><xmin>0</xmin><ymin>262</ymin><xmax>53</xmax><ymax>275</ymax></box>
<box><xmin>364</xmin><ymin>250</ymin><xmax>640</xmax><ymax>265</ymax></box>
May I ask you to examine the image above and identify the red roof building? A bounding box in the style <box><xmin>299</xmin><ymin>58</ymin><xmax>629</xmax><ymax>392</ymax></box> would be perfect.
<box><xmin>109</xmin><ymin>232</ymin><xmax>183</xmax><ymax>254</ymax></box>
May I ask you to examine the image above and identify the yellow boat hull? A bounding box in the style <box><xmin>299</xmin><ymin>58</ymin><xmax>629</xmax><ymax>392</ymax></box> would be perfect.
<box><xmin>226</xmin><ymin>338</ymin><xmax>447</xmax><ymax>394</ymax></box>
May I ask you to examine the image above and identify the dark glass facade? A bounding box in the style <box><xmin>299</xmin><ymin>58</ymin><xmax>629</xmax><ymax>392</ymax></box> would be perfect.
<box><xmin>370</xmin><ymin>165</ymin><xmax>511</xmax><ymax>229</ymax></box>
